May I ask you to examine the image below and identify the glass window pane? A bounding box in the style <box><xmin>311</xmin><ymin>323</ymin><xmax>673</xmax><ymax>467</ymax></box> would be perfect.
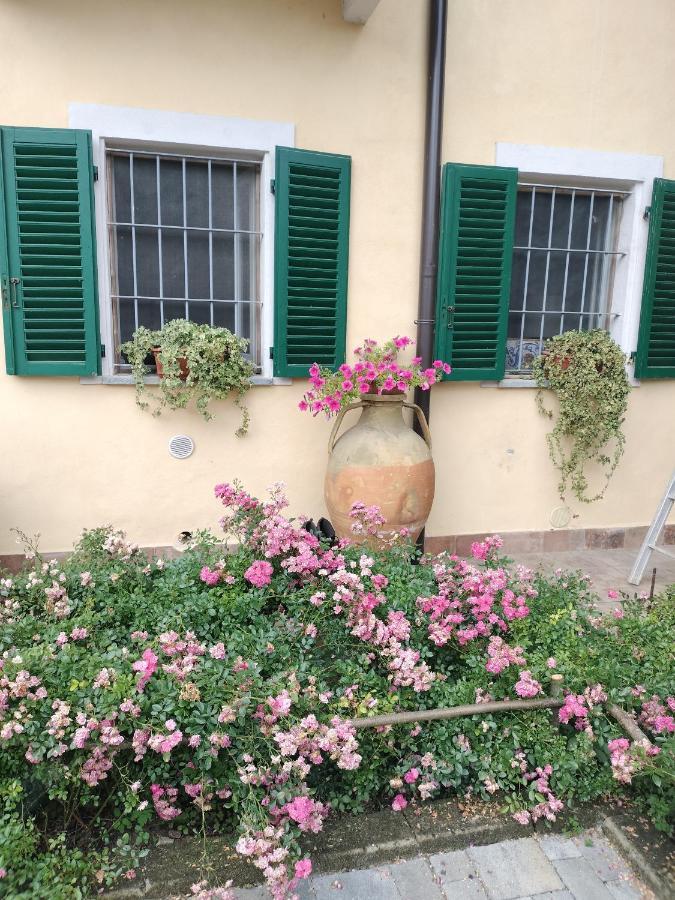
<box><xmin>163</xmin><ymin>300</ymin><xmax>186</xmax><ymax>323</ymax></box>
<box><xmin>590</xmin><ymin>195</ymin><xmax>611</xmax><ymax>250</ymax></box>
<box><xmin>160</xmin><ymin>159</ymin><xmax>184</xmax><ymax>227</ymax></box>
<box><xmin>236</xmin><ymin>164</ymin><xmax>257</xmax><ymax>231</ymax></box>
<box><xmin>565</xmin><ymin>256</ymin><xmax>586</xmax><ymax>314</ymax></box>
<box><xmin>570</xmin><ymin>194</ymin><xmax>592</xmax><ymax>248</ymax></box>
<box><xmin>112</xmin><ymin>155</ymin><xmax>131</xmax><ymax>222</ymax></box>
<box><xmin>237</xmin><ymin>233</ymin><xmax>259</xmax><ymax>302</ymax></box>
<box><xmin>524</xmin><ymin>249</ymin><xmax>547</xmax><ymax>313</ymax></box>
<box><xmin>161</xmin><ymin>229</ymin><xmax>185</xmax><ymax>298</ymax></box>
<box><xmin>137</xmin><ymin>299</ymin><xmax>161</xmax><ymax>331</ymax></box>
<box><xmin>509</xmin><ymin>248</ymin><xmax>527</xmax><ymax>314</ymax></box>
<box><xmin>109</xmin><ymin>150</ymin><xmax>261</xmax><ymax>366</ymax></box>
<box><xmin>188</xmin><ymin>301</ymin><xmax>211</xmax><ymax>325</ymax></box>
<box><xmin>545</xmin><ymin>254</ymin><xmax>567</xmax><ymax>313</ymax></box>
<box><xmin>133</xmin><ymin>157</ymin><xmax>158</xmax><ymax>225</ymax></box>
<box><xmin>186</xmin><ymin>161</ymin><xmax>209</xmax><ymax>228</ymax></box>
<box><xmin>212</xmin><ymin>233</ymin><xmax>235</xmax><ymax>300</ymax></box>
<box><xmin>118</xmin><ymin>298</ymin><xmax>136</xmax><ymax>347</ymax></box>
<box><xmin>514</xmin><ymin>191</ymin><xmax>533</xmax><ymax>246</ymax></box>
<box><xmin>550</xmin><ymin>192</ymin><xmax>572</xmax><ymax>248</ymax></box>
<box><xmin>531</xmin><ymin>191</ymin><xmax>553</xmax><ymax>247</ymax></box>
<box><xmin>187</xmin><ymin>230</ymin><xmax>210</xmax><ymax>299</ymax></box>
<box><xmin>507</xmin><ymin>186</ymin><xmax>624</xmax><ymax>373</ymax></box>
<box><xmin>113</xmin><ymin>225</ymin><xmax>134</xmax><ymax>297</ymax></box>
<box><xmin>213</xmin><ymin>302</ymin><xmax>236</xmax><ymax>331</ymax></box>
<box><xmin>212</xmin><ymin>162</ymin><xmax>234</xmax><ymax>230</ymax></box>
<box><xmin>135</xmin><ymin>227</ymin><xmax>159</xmax><ymax>297</ymax></box>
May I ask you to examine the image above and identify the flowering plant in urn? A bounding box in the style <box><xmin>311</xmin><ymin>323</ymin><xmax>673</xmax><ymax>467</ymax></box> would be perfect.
<box><xmin>300</xmin><ymin>338</ymin><xmax>451</xmax><ymax>543</ymax></box>
<box><xmin>298</xmin><ymin>336</ymin><xmax>451</xmax><ymax>416</ymax></box>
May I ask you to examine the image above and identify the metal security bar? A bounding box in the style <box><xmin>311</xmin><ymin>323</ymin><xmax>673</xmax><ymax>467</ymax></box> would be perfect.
<box><xmin>106</xmin><ymin>149</ymin><xmax>262</xmax><ymax>368</ymax></box>
<box><xmin>507</xmin><ymin>184</ymin><xmax>626</xmax><ymax>373</ymax></box>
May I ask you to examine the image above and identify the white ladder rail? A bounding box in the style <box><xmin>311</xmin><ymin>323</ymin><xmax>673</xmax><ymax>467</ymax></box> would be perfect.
<box><xmin>628</xmin><ymin>469</ymin><xmax>675</xmax><ymax>585</ymax></box>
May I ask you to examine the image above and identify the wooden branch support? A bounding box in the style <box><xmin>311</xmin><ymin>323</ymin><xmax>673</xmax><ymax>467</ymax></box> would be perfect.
<box><xmin>350</xmin><ymin>678</ymin><xmax>654</xmax><ymax>753</ymax></box>
<box><xmin>606</xmin><ymin>702</ymin><xmax>652</xmax><ymax>745</ymax></box>
<box><xmin>350</xmin><ymin>674</ymin><xmax>566</xmax><ymax>730</ymax></box>
<box><xmin>350</xmin><ymin>698</ymin><xmax>563</xmax><ymax>730</ymax></box>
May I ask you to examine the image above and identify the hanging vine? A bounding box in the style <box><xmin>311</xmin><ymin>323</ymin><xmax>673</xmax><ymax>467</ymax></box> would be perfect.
<box><xmin>532</xmin><ymin>330</ymin><xmax>631</xmax><ymax>505</ymax></box>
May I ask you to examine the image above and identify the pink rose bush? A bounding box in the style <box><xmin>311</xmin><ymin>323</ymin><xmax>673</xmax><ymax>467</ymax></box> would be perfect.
<box><xmin>298</xmin><ymin>336</ymin><xmax>450</xmax><ymax>417</ymax></box>
<box><xmin>0</xmin><ymin>498</ymin><xmax>673</xmax><ymax>896</ymax></box>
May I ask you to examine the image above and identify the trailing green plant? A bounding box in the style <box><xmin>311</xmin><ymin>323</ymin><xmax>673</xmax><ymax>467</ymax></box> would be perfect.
<box><xmin>121</xmin><ymin>319</ymin><xmax>254</xmax><ymax>434</ymax></box>
<box><xmin>532</xmin><ymin>330</ymin><xmax>630</xmax><ymax>504</ymax></box>
<box><xmin>0</xmin><ymin>487</ymin><xmax>672</xmax><ymax>897</ymax></box>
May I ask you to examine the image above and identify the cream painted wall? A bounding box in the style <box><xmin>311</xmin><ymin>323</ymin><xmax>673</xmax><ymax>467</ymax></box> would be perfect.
<box><xmin>0</xmin><ymin>0</ymin><xmax>673</xmax><ymax>553</ymax></box>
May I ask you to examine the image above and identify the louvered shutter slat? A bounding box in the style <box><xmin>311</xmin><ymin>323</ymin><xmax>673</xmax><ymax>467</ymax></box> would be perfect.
<box><xmin>0</xmin><ymin>127</ymin><xmax>100</xmax><ymax>376</ymax></box>
<box><xmin>435</xmin><ymin>164</ymin><xmax>517</xmax><ymax>381</ymax></box>
<box><xmin>635</xmin><ymin>178</ymin><xmax>675</xmax><ymax>378</ymax></box>
<box><xmin>273</xmin><ymin>147</ymin><xmax>350</xmax><ymax>377</ymax></box>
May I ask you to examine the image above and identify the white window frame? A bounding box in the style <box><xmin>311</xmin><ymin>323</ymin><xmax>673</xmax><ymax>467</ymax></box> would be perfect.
<box><xmin>69</xmin><ymin>103</ymin><xmax>294</xmax><ymax>381</ymax></box>
<box><xmin>493</xmin><ymin>142</ymin><xmax>663</xmax><ymax>385</ymax></box>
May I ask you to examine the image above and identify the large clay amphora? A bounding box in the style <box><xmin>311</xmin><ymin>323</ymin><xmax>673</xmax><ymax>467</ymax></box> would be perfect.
<box><xmin>324</xmin><ymin>393</ymin><xmax>435</xmax><ymax>542</ymax></box>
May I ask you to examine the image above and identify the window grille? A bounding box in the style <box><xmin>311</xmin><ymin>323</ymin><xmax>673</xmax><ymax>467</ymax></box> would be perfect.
<box><xmin>106</xmin><ymin>149</ymin><xmax>262</xmax><ymax>368</ymax></box>
<box><xmin>507</xmin><ymin>183</ymin><xmax>626</xmax><ymax>373</ymax></box>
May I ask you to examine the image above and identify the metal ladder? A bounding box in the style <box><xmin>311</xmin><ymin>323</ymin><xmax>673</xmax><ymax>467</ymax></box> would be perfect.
<box><xmin>628</xmin><ymin>470</ymin><xmax>675</xmax><ymax>585</ymax></box>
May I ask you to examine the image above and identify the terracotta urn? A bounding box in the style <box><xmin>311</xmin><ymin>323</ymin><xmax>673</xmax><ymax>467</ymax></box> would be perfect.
<box><xmin>324</xmin><ymin>393</ymin><xmax>435</xmax><ymax>543</ymax></box>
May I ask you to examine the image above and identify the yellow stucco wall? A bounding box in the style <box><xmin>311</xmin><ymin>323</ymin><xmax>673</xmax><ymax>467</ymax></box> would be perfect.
<box><xmin>0</xmin><ymin>0</ymin><xmax>674</xmax><ymax>553</ymax></box>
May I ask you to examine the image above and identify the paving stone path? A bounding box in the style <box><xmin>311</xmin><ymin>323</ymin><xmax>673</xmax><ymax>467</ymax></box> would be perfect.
<box><xmin>234</xmin><ymin>828</ymin><xmax>651</xmax><ymax>900</ymax></box>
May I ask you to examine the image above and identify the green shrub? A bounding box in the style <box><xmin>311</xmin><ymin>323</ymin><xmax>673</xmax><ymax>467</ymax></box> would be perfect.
<box><xmin>0</xmin><ymin>489</ymin><xmax>672</xmax><ymax>898</ymax></box>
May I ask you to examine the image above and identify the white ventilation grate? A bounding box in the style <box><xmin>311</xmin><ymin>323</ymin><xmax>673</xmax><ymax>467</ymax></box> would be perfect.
<box><xmin>168</xmin><ymin>435</ymin><xmax>194</xmax><ymax>460</ymax></box>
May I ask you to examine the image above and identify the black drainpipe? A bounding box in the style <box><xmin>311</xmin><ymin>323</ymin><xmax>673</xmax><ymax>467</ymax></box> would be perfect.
<box><xmin>414</xmin><ymin>0</ymin><xmax>447</xmax><ymax>549</ymax></box>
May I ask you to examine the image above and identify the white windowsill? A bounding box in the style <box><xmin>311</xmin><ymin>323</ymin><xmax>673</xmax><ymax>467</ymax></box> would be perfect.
<box><xmin>480</xmin><ymin>373</ymin><xmax>641</xmax><ymax>388</ymax></box>
<box><xmin>79</xmin><ymin>375</ymin><xmax>293</xmax><ymax>386</ymax></box>
<box><xmin>481</xmin><ymin>378</ymin><xmax>539</xmax><ymax>388</ymax></box>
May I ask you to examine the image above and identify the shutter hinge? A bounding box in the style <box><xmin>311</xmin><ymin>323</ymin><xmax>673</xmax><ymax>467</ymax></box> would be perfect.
<box><xmin>93</xmin><ymin>165</ymin><xmax>99</xmax><ymax>182</ymax></box>
<box><xmin>101</xmin><ymin>343</ymin><xmax>106</xmax><ymax>358</ymax></box>
<box><xmin>643</xmin><ymin>205</ymin><xmax>651</xmax><ymax>220</ymax></box>
<box><xmin>269</xmin><ymin>346</ymin><xmax>274</xmax><ymax>359</ymax></box>
<box><xmin>270</xmin><ymin>178</ymin><xmax>276</xmax><ymax>195</ymax></box>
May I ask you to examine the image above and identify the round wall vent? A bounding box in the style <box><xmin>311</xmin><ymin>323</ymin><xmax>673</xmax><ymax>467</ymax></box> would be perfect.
<box><xmin>550</xmin><ymin>506</ymin><xmax>572</xmax><ymax>529</ymax></box>
<box><xmin>168</xmin><ymin>435</ymin><xmax>194</xmax><ymax>460</ymax></box>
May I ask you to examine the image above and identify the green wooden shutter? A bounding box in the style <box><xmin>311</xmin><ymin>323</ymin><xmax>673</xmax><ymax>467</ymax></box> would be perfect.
<box><xmin>0</xmin><ymin>126</ymin><xmax>100</xmax><ymax>376</ymax></box>
<box><xmin>435</xmin><ymin>163</ymin><xmax>517</xmax><ymax>381</ymax></box>
<box><xmin>273</xmin><ymin>146</ymin><xmax>350</xmax><ymax>377</ymax></box>
<box><xmin>635</xmin><ymin>178</ymin><xmax>675</xmax><ymax>378</ymax></box>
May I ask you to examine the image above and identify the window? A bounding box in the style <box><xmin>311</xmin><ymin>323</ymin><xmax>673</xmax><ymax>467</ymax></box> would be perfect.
<box><xmin>2</xmin><ymin>111</ymin><xmax>353</xmax><ymax>380</ymax></box>
<box><xmin>507</xmin><ymin>183</ymin><xmax>625</xmax><ymax>372</ymax></box>
<box><xmin>107</xmin><ymin>148</ymin><xmax>262</xmax><ymax>369</ymax></box>
<box><xmin>434</xmin><ymin>146</ymin><xmax>669</xmax><ymax>383</ymax></box>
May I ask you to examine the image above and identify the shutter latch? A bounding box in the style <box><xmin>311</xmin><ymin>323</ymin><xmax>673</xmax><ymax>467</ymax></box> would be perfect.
<box><xmin>446</xmin><ymin>305</ymin><xmax>455</xmax><ymax>328</ymax></box>
<box><xmin>644</xmin><ymin>205</ymin><xmax>651</xmax><ymax>220</ymax></box>
<box><xmin>9</xmin><ymin>277</ymin><xmax>21</xmax><ymax>307</ymax></box>
<box><xmin>270</xmin><ymin>178</ymin><xmax>276</xmax><ymax>195</ymax></box>
<box><xmin>93</xmin><ymin>165</ymin><xmax>99</xmax><ymax>182</ymax></box>
<box><xmin>269</xmin><ymin>346</ymin><xmax>274</xmax><ymax>359</ymax></box>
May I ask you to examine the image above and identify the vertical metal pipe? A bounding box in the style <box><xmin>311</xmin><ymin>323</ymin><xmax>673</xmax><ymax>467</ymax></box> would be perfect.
<box><xmin>414</xmin><ymin>0</ymin><xmax>447</xmax><ymax>549</ymax></box>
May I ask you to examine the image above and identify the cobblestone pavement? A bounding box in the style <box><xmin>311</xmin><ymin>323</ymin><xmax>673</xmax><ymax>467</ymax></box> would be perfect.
<box><xmin>234</xmin><ymin>828</ymin><xmax>653</xmax><ymax>900</ymax></box>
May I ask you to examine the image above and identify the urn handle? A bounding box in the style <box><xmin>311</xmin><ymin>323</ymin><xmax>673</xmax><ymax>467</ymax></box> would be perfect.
<box><xmin>327</xmin><ymin>402</ymin><xmax>364</xmax><ymax>455</ymax></box>
<box><xmin>403</xmin><ymin>401</ymin><xmax>433</xmax><ymax>450</ymax></box>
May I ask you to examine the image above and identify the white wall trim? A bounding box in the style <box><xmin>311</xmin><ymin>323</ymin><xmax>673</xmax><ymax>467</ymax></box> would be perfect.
<box><xmin>69</xmin><ymin>103</ymin><xmax>295</xmax><ymax>378</ymax></box>
<box><xmin>495</xmin><ymin>142</ymin><xmax>663</xmax><ymax>368</ymax></box>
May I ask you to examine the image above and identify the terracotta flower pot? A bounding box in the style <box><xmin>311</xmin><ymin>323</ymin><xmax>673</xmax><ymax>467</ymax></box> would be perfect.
<box><xmin>152</xmin><ymin>348</ymin><xmax>189</xmax><ymax>381</ymax></box>
<box><xmin>324</xmin><ymin>393</ymin><xmax>435</xmax><ymax>544</ymax></box>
